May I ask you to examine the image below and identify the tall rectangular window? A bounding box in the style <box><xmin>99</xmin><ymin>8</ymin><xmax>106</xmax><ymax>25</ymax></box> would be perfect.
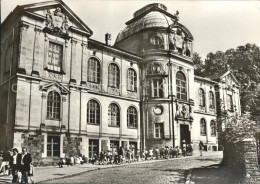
<box><xmin>153</xmin><ymin>79</ymin><xmax>163</xmax><ymax>98</ymax></box>
<box><xmin>154</xmin><ymin>123</ymin><xmax>164</xmax><ymax>138</ymax></box>
<box><xmin>47</xmin><ymin>136</ymin><xmax>60</xmax><ymax>157</ymax></box>
<box><xmin>48</xmin><ymin>42</ymin><xmax>63</xmax><ymax>72</ymax></box>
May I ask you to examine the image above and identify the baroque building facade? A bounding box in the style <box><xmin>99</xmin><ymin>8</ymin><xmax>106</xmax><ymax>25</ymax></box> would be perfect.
<box><xmin>0</xmin><ymin>1</ymin><xmax>241</xmax><ymax>164</ymax></box>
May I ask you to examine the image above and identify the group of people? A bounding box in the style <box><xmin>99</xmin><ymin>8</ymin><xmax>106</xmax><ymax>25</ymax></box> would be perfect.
<box><xmin>86</xmin><ymin>144</ymin><xmax>194</xmax><ymax>165</ymax></box>
<box><xmin>0</xmin><ymin>147</ymin><xmax>32</xmax><ymax>183</ymax></box>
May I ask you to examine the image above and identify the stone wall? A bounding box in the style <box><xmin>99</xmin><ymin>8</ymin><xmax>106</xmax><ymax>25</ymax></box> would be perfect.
<box><xmin>223</xmin><ymin>139</ymin><xmax>260</xmax><ymax>183</ymax></box>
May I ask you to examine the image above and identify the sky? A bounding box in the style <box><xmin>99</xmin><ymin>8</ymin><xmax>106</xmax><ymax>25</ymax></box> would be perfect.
<box><xmin>1</xmin><ymin>0</ymin><xmax>260</xmax><ymax>59</ymax></box>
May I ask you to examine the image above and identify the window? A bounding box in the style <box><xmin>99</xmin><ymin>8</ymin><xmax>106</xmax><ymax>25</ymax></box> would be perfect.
<box><xmin>108</xmin><ymin>63</ymin><xmax>120</xmax><ymax>88</ymax></box>
<box><xmin>87</xmin><ymin>100</ymin><xmax>100</xmax><ymax>125</ymax></box>
<box><xmin>200</xmin><ymin>118</ymin><xmax>206</xmax><ymax>136</ymax></box>
<box><xmin>108</xmin><ymin>103</ymin><xmax>120</xmax><ymax>127</ymax></box>
<box><xmin>88</xmin><ymin>57</ymin><xmax>100</xmax><ymax>83</ymax></box>
<box><xmin>199</xmin><ymin>89</ymin><xmax>205</xmax><ymax>107</ymax></box>
<box><xmin>210</xmin><ymin>120</ymin><xmax>216</xmax><ymax>136</ymax></box>
<box><xmin>155</xmin><ymin>123</ymin><xmax>164</xmax><ymax>138</ymax></box>
<box><xmin>209</xmin><ymin>91</ymin><xmax>215</xmax><ymax>109</ymax></box>
<box><xmin>152</xmin><ymin>79</ymin><xmax>163</xmax><ymax>98</ymax></box>
<box><xmin>48</xmin><ymin>42</ymin><xmax>63</xmax><ymax>72</ymax></box>
<box><xmin>47</xmin><ymin>136</ymin><xmax>60</xmax><ymax>157</ymax></box>
<box><xmin>47</xmin><ymin>91</ymin><xmax>61</xmax><ymax>119</ymax></box>
<box><xmin>127</xmin><ymin>106</ymin><xmax>138</xmax><ymax>128</ymax></box>
<box><xmin>89</xmin><ymin>139</ymin><xmax>99</xmax><ymax>158</ymax></box>
<box><xmin>176</xmin><ymin>72</ymin><xmax>187</xmax><ymax>100</ymax></box>
<box><xmin>127</xmin><ymin>68</ymin><xmax>137</xmax><ymax>92</ymax></box>
<box><xmin>227</xmin><ymin>95</ymin><xmax>233</xmax><ymax>111</ymax></box>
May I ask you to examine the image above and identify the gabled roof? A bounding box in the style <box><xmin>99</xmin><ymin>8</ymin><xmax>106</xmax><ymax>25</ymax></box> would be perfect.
<box><xmin>207</xmin><ymin>70</ymin><xmax>240</xmax><ymax>86</ymax></box>
<box><xmin>2</xmin><ymin>0</ymin><xmax>93</xmax><ymax>36</ymax></box>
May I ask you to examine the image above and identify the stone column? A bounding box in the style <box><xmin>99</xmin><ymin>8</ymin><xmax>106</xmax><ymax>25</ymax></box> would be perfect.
<box><xmin>70</xmin><ymin>39</ymin><xmax>77</xmax><ymax>83</ymax></box>
<box><xmin>32</xmin><ymin>27</ymin><xmax>42</xmax><ymax>76</ymax></box>
<box><xmin>81</xmin><ymin>42</ymin><xmax>88</xmax><ymax>84</ymax></box>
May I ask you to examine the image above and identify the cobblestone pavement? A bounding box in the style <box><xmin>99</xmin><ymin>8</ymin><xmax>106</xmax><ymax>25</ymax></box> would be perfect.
<box><xmin>44</xmin><ymin>152</ymin><xmax>223</xmax><ymax>184</ymax></box>
<box><xmin>0</xmin><ymin>151</ymin><xmax>222</xmax><ymax>184</ymax></box>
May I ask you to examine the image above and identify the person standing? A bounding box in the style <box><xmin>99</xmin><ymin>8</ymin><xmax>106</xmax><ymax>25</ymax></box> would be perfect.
<box><xmin>118</xmin><ymin>147</ymin><xmax>124</xmax><ymax>164</ymax></box>
<box><xmin>2</xmin><ymin>148</ymin><xmax>11</xmax><ymax>175</ymax></box>
<box><xmin>199</xmin><ymin>141</ymin><xmax>204</xmax><ymax>156</ymax></box>
<box><xmin>19</xmin><ymin>147</ymin><xmax>32</xmax><ymax>184</ymax></box>
<box><xmin>10</xmin><ymin>148</ymin><xmax>19</xmax><ymax>183</ymax></box>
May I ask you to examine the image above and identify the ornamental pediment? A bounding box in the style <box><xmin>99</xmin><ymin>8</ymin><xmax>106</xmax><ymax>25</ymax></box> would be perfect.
<box><xmin>40</xmin><ymin>82</ymin><xmax>69</xmax><ymax>94</ymax></box>
<box><xmin>21</xmin><ymin>1</ymin><xmax>92</xmax><ymax>36</ymax></box>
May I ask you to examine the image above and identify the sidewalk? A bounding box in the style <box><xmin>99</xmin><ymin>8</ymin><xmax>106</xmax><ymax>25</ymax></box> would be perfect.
<box><xmin>0</xmin><ymin>151</ymin><xmax>222</xmax><ymax>183</ymax></box>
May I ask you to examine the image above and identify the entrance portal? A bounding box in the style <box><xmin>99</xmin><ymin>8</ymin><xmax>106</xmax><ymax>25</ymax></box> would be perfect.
<box><xmin>180</xmin><ymin>124</ymin><xmax>191</xmax><ymax>149</ymax></box>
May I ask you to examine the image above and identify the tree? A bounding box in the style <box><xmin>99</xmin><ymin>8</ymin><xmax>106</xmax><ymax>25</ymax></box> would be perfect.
<box><xmin>193</xmin><ymin>52</ymin><xmax>205</xmax><ymax>76</ymax></box>
<box><xmin>198</xmin><ymin>44</ymin><xmax>260</xmax><ymax>121</ymax></box>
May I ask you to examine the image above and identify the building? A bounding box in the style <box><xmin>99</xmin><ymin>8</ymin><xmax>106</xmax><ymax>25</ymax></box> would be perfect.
<box><xmin>0</xmin><ymin>1</ymin><xmax>241</xmax><ymax>164</ymax></box>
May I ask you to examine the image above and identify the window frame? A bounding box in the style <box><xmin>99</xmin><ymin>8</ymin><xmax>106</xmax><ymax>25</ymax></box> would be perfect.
<box><xmin>199</xmin><ymin>88</ymin><xmax>205</xmax><ymax>107</ymax></box>
<box><xmin>154</xmin><ymin>123</ymin><xmax>164</xmax><ymax>138</ymax></box>
<box><xmin>227</xmin><ymin>94</ymin><xmax>233</xmax><ymax>111</ymax></box>
<box><xmin>127</xmin><ymin>68</ymin><xmax>137</xmax><ymax>92</ymax></box>
<box><xmin>209</xmin><ymin>91</ymin><xmax>215</xmax><ymax>109</ymax></box>
<box><xmin>176</xmin><ymin>71</ymin><xmax>187</xmax><ymax>101</ymax></box>
<box><xmin>210</xmin><ymin>120</ymin><xmax>217</xmax><ymax>136</ymax></box>
<box><xmin>87</xmin><ymin>57</ymin><xmax>101</xmax><ymax>84</ymax></box>
<box><xmin>200</xmin><ymin>118</ymin><xmax>207</xmax><ymax>136</ymax></box>
<box><xmin>108</xmin><ymin>103</ymin><xmax>120</xmax><ymax>127</ymax></box>
<box><xmin>152</xmin><ymin>78</ymin><xmax>164</xmax><ymax>98</ymax></box>
<box><xmin>127</xmin><ymin>106</ymin><xmax>138</xmax><ymax>129</ymax></box>
<box><xmin>47</xmin><ymin>91</ymin><xmax>61</xmax><ymax>120</ymax></box>
<box><xmin>108</xmin><ymin>63</ymin><xmax>120</xmax><ymax>89</ymax></box>
<box><xmin>87</xmin><ymin>99</ymin><xmax>101</xmax><ymax>125</ymax></box>
<box><xmin>47</xmin><ymin>41</ymin><xmax>64</xmax><ymax>73</ymax></box>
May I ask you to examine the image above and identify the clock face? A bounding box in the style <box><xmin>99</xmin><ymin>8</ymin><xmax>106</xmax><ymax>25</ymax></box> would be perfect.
<box><xmin>153</xmin><ymin>105</ymin><xmax>163</xmax><ymax>115</ymax></box>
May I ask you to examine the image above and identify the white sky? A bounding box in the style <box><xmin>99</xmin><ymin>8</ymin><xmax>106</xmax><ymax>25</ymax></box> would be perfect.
<box><xmin>1</xmin><ymin>0</ymin><xmax>260</xmax><ymax>59</ymax></box>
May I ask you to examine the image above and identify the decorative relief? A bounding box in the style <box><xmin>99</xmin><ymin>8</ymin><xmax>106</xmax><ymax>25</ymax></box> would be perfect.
<box><xmin>44</xmin><ymin>7</ymin><xmax>71</xmax><ymax>38</ymax></box>
<box><xmin>107</xmin><ymin>87</ymin><xmax>120</xmax><ymax>95</ymax></box>
<box><xmin>175</xmin><ymin>102</ymin><xmax>193</xmax><ymax>122</ymax></box>
<box><xmin>146</xmin><ymin>32</ymin><xmax>165</xmax><ymax>50</ymax></box>
<box><xmin>48</xmin><ymin>72</ymin><xmax>62</xmax><ymax>80</ymax></box>
<box><xmin>169</xmin><ymin>28</ymin><xmax>192</xmax><ymax>57</ymax></box>
<box><xmin>127</xmin><ymin>91</ymin><xmax>138</xmax><ymax>99</ymax></box>
<box><xmin>153</xmin><ymin>104</ymin><xmax>164</xmax><ymax>115</ymax></box>
<box><xmin>86</xmin><ymin>82</ymin><xmax>101</xmax><ymax>91</ymax></box>
<box><xmin>148</xmin><ymin>63</ymin><xmax>166</xmax><ymax>75</ymax></box>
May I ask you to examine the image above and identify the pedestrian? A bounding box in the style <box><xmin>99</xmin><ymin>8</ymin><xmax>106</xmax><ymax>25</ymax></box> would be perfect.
<box><xmin>136</xmin><ymin>149</ymin><xmax>140</xmax><ymax>162</ymax></box>
<box><xmin>155</xmin><ymin>147</ymin><xmax>159</xmax><ymax>160</ymax></box>
<box><xmin>160</xmin><ymin>147</ymin><xmax>165</xmax><ymax>159</ymax></box>
<box><xmin>118</xmin><ymin>147</ymin><xmax>124</xmax><ymax>164</ymax></box>
<box><xmin>58</xmin><ymin>158</ymin><xmax>65</xmax><ymax>168</ymax></box>
<box><xmin>165</xmin><ymin>147</ymin><xmax>169</xmax><ymax>159</ymax></box>
<box><xmin>10</xmin><ymin>148</ymin><xmax>19</xmax><ymax>183</ymax></box>
<box><xmin>199</xmin><ymin>141</ymin><xmax>204</xmax><ymax>156</ymax></box>
<box><xmin>182</xmin><ymin>147</ymin><xmax>187</xmax><ymax>157</ymax></box>
<box><xmin>2</xmin><ymin>148</ymin><xmax>11</xmax><ymax>176</ymax></box>
<box><xmin>149</xmin><ymin>149</ymin><xmax>153</xmax><ymax>160</ymax></box>
<box><xmin>19</xmin><ymin>147</ymin><xmax>32</xmax><ymax>184</ymax></box>
<box><xmin>172</xmin><ymin>147</ymin><xmax>177</xmax><ymax>158</ymax></box>
<box><xmin>169</xmin><ymin>147</ymin><xmax>173</xmax><ymax>158</ymax></box>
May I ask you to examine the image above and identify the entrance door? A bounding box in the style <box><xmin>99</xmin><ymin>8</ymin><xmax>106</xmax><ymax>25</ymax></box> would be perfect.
<box><xmin>47</xmin><ymin>135</ymin><xmax>60</xmax><ymax>157</ymax></box>
<box><xmin>180</xmin><ymin>125</ymin><xmax>191</xmax><ymax>149</ymax></box>
<box><xmin>89</xmin><ymin>139</ymin><xmax>99</xmax><ymax>158</ymax></box>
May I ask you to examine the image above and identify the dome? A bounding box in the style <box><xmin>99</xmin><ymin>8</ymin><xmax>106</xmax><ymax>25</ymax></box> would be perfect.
<box><xmin>115</xmin><ymin>11</ymin><xmax>174</xmax><ymax>44</ymax></box>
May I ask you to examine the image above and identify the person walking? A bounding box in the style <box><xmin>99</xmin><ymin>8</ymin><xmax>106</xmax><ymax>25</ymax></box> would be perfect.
<box><xmin>199</xmin><ymin>141</ymin><xmax>204</xmax><ymax>156</ymax></box>
<box><xmin>118</xmin><ymin>147</ymin><xmax>124</xmax><ymax>164</ymax></box>
<box><xmin>155</xmin><ymin>147</ymin><xmax>159</xmax><ymax>160</ymax></box>
<box><xmin>10</xmin><ymin>148</ymin><xmax>19</xmax><ymax>183</ymax></box>
<box><xmin>19</xmin><ymin>147</ymin><xmax>32</xmax><ymax>184</ymax></box>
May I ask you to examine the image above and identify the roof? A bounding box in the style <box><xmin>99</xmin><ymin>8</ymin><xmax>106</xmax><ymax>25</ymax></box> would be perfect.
<box><xmin>115</xmin><ymin>3</ymin><xmax>193</xmax><ymax>44</ymax></box>
<box><xmin>206</xmin><ymin>70</ymin><xmax>240</xmax><ymax>85</ymax></box>
<box><xmin>2</xmin><ymin>0</ymin><xmax>93</xmax><ymax>36</ymax></box>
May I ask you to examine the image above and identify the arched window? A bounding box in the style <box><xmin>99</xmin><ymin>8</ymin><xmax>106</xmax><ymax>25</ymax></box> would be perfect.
<box><xmin>108</xmin><ymin>103</ymin><xmax>120</xmax><ymax>127</ymax></box>
<box><xmin>210</xmin><ymin>120</ymin><xmax>216</xmax><ymax>136</ymax></box>
<box><xmin>47</xmin><ymin>91</ymin><xmax>61</xmax><ymax>119</ymax></box>
<box><xmin>199</xmin><ymin>89</ymin><xmax>205</xmax><ymax>107</ymax></box>
<box><xmin>108</xmin><ymin>63</ymin><xmax>120</xmax><ymax>88</ymax></box>
<box><xmin>87</xmin><ymin>100</ymin><xmax>100</xmax><ymax>125</ymax></box>
<box><xmin>176</xmin><ymin>72</ymin><xmax>187</xmax><ymax>100</ymax></box>
<box><xmin>127</xmin><ymin>68</ymin><xmax>137</xmax><ymax>92</ymax></box>
<box><xmin>88</xmin><ymin>57</ymin><xmax>100</xmax><ymax>83</ymax></box>
<box><xmin>200</xmin><ymin>118</ymin><xmax>206</xmax><ymax>136</ymax></box>
<box><xmin>127</xmin><ymin>106</ymin><xmax>137</xmax><ymax>128</ymax></box>
<box><xmin>209</xmin><ymin>91</ymin><xmax>215</xmax><ymax>109</ymax></box>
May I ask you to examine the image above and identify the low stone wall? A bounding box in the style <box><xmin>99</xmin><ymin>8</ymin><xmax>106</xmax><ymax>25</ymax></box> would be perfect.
<box><xmin>223</xmin><ymin>139</ymin><xmax>260</xmax><ymax>183</ymax></box>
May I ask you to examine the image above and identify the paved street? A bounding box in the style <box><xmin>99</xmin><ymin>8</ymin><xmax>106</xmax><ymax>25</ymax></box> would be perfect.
<box><xmin>0</xmin><ymin>152</ymin><xmax>222</xmax><ymax>184</ymax></box>
<box><xmin>44</xmin><ymin>152</ymin><xmax>222</xmax><ymax>184</ymax></box>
